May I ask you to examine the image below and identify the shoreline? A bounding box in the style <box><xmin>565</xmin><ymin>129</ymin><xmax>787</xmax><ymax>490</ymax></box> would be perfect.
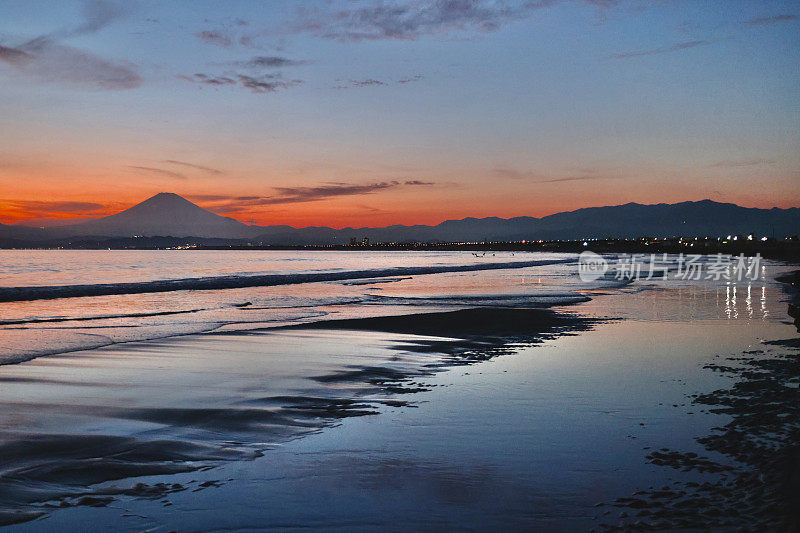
<box><xmin>1</xmin><ymin>266</ymin><xmax>797</xmax><ymax>529</ymax></box>
<box><xmin>0</xmin><ymin>257</ymin><xmax>570</xmax><ymax>303</ymax></box>
<box><xmin>0</xmin><ymin>307</ymin><xmax>598</xmax><ymax>528</ymax></box>
<box><xmin>2</xmin><ymin>239</ymin><xmax>798</xmax><ymax>260</ymax></box>
<box><xmin>598</xmin><ymin>271</ymin><xmax>800</xmax><ymax>531</ymax></box>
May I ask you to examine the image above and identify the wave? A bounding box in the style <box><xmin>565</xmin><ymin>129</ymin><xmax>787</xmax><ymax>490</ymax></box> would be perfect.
<box><xmin>0</xmin><ymin>258</ymin><xmax>573</xmax><ymax>303</ymax></box>
<box><xmin>0</xmin><ymin>307</ymin><xmax>216</xmax><ymax>326</ymax></box>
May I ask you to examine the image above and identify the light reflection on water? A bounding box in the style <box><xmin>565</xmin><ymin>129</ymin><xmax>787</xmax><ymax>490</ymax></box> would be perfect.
<box><xmin>0</xmin><ymin>251</ymin><xmax>797</xmax><ymax>531</ymax></box>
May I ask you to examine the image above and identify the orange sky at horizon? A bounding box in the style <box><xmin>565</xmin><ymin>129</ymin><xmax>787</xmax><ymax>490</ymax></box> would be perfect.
<box><xmin>1</xmin><ymin>1</ymin><xmax>798</xmax><ymax>230</ymax></box>
<box><xmin>2</xmin><ymin>176</ymin><xmax>798</xmax><ymax>229</ymax></box>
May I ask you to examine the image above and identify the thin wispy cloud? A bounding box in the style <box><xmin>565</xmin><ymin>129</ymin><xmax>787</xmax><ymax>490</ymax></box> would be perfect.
<box><xmin>335</xmin><ymin>76</ymin><xmax>423</xmax><ymax>89</ymax></box>
<box><xmin>536</xmin><ymin>175</ymin><xmax>619</xmax><ymax>183</ymax></box>
<box><xmin>744</xmin><ymin>14</ymin><xmax>796</xmax><ymax>25</ymax></box>
<box><xmin>128</xmin><ymin>166</ymin><xmax>188</xmax><ymax>180</ymax></box>
<box><xmin>196</xmin><ymin>30</ymin><xmax>232</xmax><ymax>47</ymax></box>
<box><xmin>493</xmin><ymin>167</ymin><xmax>619</xmax><ymax>183</ymax></box>
<box><xmin>180</xmin><ymin>72</ymin><xmax>302</xmax><ymax>94</ymax></box>
<box><xmin>241</xmin><ymin>56</ymin><xmax>308</xmax><ymax>68</ymax></box>
<box><xmin>612</xmin><ymin>40</ymin><xmax>709</xmax><ymax>59</ymax></box>
<box><xmin>162</xmin><ymin>160</ymin><xmax>224</xmax><ymax>175</ymax></box>
<box><xmin>3</xmin><ymin>200</ymin><xmax>105</xmax><ymax>214</ymax></box>
<box><xmin>398</xmin><ymin>75</ymin><xmax>424</xmax><ymax>84</ymax></box>
<box><xmin>493</xmin><ymin>167</ymin><xmax>540</xmax><ymax>179</ymax></box>
<box><xmin>350</xmin><ymin>79</ymin><xmax>385</xmax><ymax>87</ymax></box>
<box><xmin>0</xmin><ymin>199</ymin><xmax>107</xmax><ymax>219</ymax></box>
<box><xmin>292</xmin><ymin>1</ymin><xmax>622</xmax><ymax>43</ymax></box>
<box><xmin>178</xmin><ymin>73</ymin><xmax>237</xmax><ymax>86</ymax></box>
<box><xmin>0</xmin><ymin>0</ymin><xmax>141</xmax><ymax>90</ymax></box>
<box><xmin>238</xmin><ymin>74</ymin><xmax>302</xmax><ymax>93</ymax></box>
<box><xmin>263</xmin><ymin>180</ymin><xmax>431</xmax><ymax>204</ymax></box>
<box><xmin>294</xmin><ymin>0</ymin><xmax>540</xmax><ymax>42</ymax></box>
<box><xmin>197</xmin><ymin>180</ymin><xmax>433</xmax><ymax>212</ymax></box>
<box><xmin>708</xmin><ymin>159</ymin><xmax>774</xmax><ymax>168</ymax></box>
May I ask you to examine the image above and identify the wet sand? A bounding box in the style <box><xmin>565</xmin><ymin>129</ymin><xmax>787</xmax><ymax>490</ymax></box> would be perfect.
<box><xmin>0</xmin><ymin>307</ymin><xmax>594</xmax><ymax>527</ymax></box>
<box><xmin>1</xmin><ymin>269</ymin><xmax>798</xmax><ymax>530</ymax></box>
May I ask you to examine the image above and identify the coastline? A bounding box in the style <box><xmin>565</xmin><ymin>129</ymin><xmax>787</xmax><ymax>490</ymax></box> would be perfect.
<box><xmin>0</xmin><ymin>262</ymin><xmax>797</xmax><ymax>530</ymax></box>
<box><xmin>599</xmin><ymin>270</ymin><xmax>800</xmax><ymax>531</ymax></box>
<box><xmin>0</xmin><ymin>306</ymin><xmax>597</xmax><ymax>528</ymax></box>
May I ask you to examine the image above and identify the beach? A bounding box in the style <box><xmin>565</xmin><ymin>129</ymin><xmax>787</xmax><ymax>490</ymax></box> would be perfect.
<box><xmin>0</xmin><ymin>251</ymin><xmax>798</xmax><ymax>531</ymax></box>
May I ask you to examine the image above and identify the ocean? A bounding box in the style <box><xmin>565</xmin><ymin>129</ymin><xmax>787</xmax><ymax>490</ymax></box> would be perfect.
<box><xmin>0</xmin><ymin>250</ymin><xmax>796</xmax><ymax>530</ymax></box>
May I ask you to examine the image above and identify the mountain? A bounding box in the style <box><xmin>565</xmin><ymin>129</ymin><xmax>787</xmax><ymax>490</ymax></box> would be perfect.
<box><xmin>251</xmin><ymin>200</ymin><xmax>800</xmax><ymax>245</ymax></box>
<box><xmin>49</xmin><ymin>192</ymin><xmax>255</xmax><ymax>239</ymax></box>
<box><xmin>1</xmin><ymin>195</ymin><xmax>798</xmax><ymax>246</ymax></box>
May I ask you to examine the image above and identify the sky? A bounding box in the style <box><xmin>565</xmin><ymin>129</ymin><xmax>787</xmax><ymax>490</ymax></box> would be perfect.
<box><xmin>0</xmin><ymin>0</ymin><xmax>798</xmax><ymax>228</ymax></box>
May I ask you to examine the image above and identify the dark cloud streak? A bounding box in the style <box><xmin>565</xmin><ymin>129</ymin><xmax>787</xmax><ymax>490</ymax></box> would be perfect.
<box><xmin>162</xmin><ymin>160</ymin><xmax>224</xmax><ymax>175</ymax></box>
<box><xmin>180</xmin><ymin>72</ymin><xmax>302</xmax><ymax>94</ymax></box>
<box><xmin>243</xmin><ymin>56</ymin><xmax>308</xmax><ymax>68</ymax></box>
<box><xmin>744</xmin><ymin>14</ymin><xmax>796</xmax><ymax>25</ymax></box>
<box><xmin>612</xmin><ymin>40</ymin><xmax>709</xmax><ymax>59</ymax></box>
<box><xmin>708</xmin><ymin>159</ymin><xmax>774</xmax><ymax>168</ymax></box>
<box><xmin>194</xmin><ymin>180</ymin><xmax>434</xmax><ymax>211</ymax></box>
<box><xmin>3</xmin><ymin>200</ymin><xmax>106</xmax><ymax>214</ymax></box>
<box><xmin>128</xmin><ymin>166</ymin><xmax>188</xmax><ymax>180</ymax></box>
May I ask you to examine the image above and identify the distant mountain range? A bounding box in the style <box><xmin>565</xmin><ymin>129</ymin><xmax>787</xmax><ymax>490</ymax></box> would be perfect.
<box><xmin>1</xmin><ymin>193</ymin><xmax>798</xmax><ymax>247</ymax></box>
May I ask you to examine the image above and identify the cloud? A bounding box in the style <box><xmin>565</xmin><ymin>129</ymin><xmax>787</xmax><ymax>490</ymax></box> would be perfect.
<box><xmin>293</xmin><ymin>0</ymin><xmax>555</xmax><ymax>42</ymax></box>
<box><xmin>242</xmin><ymin>56</ymin><xmax>308</xmax><ymax>68</ymax></box>
<box><xmin>180</xmin><ymin>72</ymin><xmax>302</xmax><ymax>93</ymax></box>
<box><xmin>335</xmin><ymin>76</ymin><xmax>423</xmax><ymax>89</ymax></box>
<box><xmin>350</xmin><ymin>78</ymin><xmax>385</xmax><ymax>87</ymax></box>
<box><xmin>708</xmin><ymin>159</ymin><xmax>774</xmax><ymax>168</ymax></box>
<box><xmin>9</xmin><ymin>200</ymin><xmax>105</xmax><ymax>213</ymax></box>
<box><xmin>71</xmin><ymin>0</ymin><xmax>128</xmax><ymax>36</ymax></box>
<box><xmin>128</xmin><ymin>166</ymin><xmax>188</xmax><ymax>180</ymax></box>
<box><xmin>0</xmin><ymin>45</ymin><xmax>31</xmax><ymax>65</ymax></box>
<box><xmin>744</xmin><ymin>14</ymin><xmax>796</xmax><ymax>25</ymax></box>
<box><xmin>238</xmin><ymin>74</ymin><xmax>302</xmax><ymax>93</ymax></box>
<box><xmin>493</xmin><ymin>167</ymin><xmax>538</xmax><ymax>179</ymax></box>
<box><xmin>493</xmin><ymin>166</ymin><xmax>619</xmax><ymax>183</ymax></box>
<box><xmin>612</xmin><ymin>40</ymin><xmax>709</xmax><ymax>59</ymax></box>
<box><xmin>187</xmin><ymin>194</ymin><xmax>232</xmax><ymax>202</ymax></box>
<box><xmin>194</xmin><ymin>180</ymin><xmax>433</xmax><ymax>211</ymax></box>
<box><xmin>292</xmin><ymin>1</ymin><xmax>628</xmax><ymax>42</ymax></box>
<box><xmin>0</xmin><ymin>41</ymin><xmax>142</xmax><ymax>89</ymax></box>
<box><xmin>0</xmin><ymin>1</ymin><xmax>141</xmax><ymax>90</ymax></box>
<box><xmin>0</xmin><ymin>199</ymin><xmax>107</xmax><ymax>220</ymax></box>
<box><xmin>398</xmin><ymin>74</ymin><xmax>424</xmax><ymax>84</ymax></box>
<box><xmin>535</xmin><ymin>175</ymin><xmax>619</xmax><ymax>183</ymax></box>
<box><xmin>179</xmin><ymin>73</ymin><xmax>237</xmax><ymax>86</ymax></box>
<box><xmin>263</xmin><ymin>181</ymin><xmax>412</xmax><ymax>204</ymax></box>
<box><xmin>196</xmin><ymin>30</ymin><xmax>232</xmax><ymax>47</ymax></box>
<box><xmin>162</xmin><ymin>160</ymin><xmax>224</xmax><ymax>175</ymax></box>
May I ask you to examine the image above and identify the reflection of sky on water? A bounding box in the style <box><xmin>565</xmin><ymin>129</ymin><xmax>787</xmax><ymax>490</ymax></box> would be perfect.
<box><xmin>2</xmin><ymin>253</ymin><xmax>797</xmax><ymax>531</ymax></box>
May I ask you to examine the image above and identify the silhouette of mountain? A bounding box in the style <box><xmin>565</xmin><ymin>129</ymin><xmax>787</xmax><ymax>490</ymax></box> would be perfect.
<box><xmin>251</xmin><ymin>200</ymin><xmax>800</xmax><ymax>244</ymax></box>
<box><xmin>1</xmin><ymin>195</ymin><xmax>797</xmax><ymax>246</ymax></box>
<box><xmin>50</xmin><ymin>192</ymin><xmax>254</xmax><ymax>239</ymax></box>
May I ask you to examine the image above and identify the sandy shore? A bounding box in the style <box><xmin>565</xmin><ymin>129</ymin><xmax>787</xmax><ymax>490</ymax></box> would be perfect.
<box><xmin>0</xmin><ymin>307</ymin><xmax>594</xmax><ymax>527</ymax></box>
<box><xmin>598</xmin><ymin>272</ymin><xmax>800</xmax><ymax>531</ymax></box>
<box><xmin>1</xmin><ymin>269</ymin><xmax>797</xmax><ymax>530</ymax></box>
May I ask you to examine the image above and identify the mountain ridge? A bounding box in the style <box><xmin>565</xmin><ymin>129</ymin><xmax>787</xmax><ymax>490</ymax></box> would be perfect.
<box><xmin>1</xmin><ymin>194</ymin><xmax>798</xmax><ymax>245</ymax></box>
